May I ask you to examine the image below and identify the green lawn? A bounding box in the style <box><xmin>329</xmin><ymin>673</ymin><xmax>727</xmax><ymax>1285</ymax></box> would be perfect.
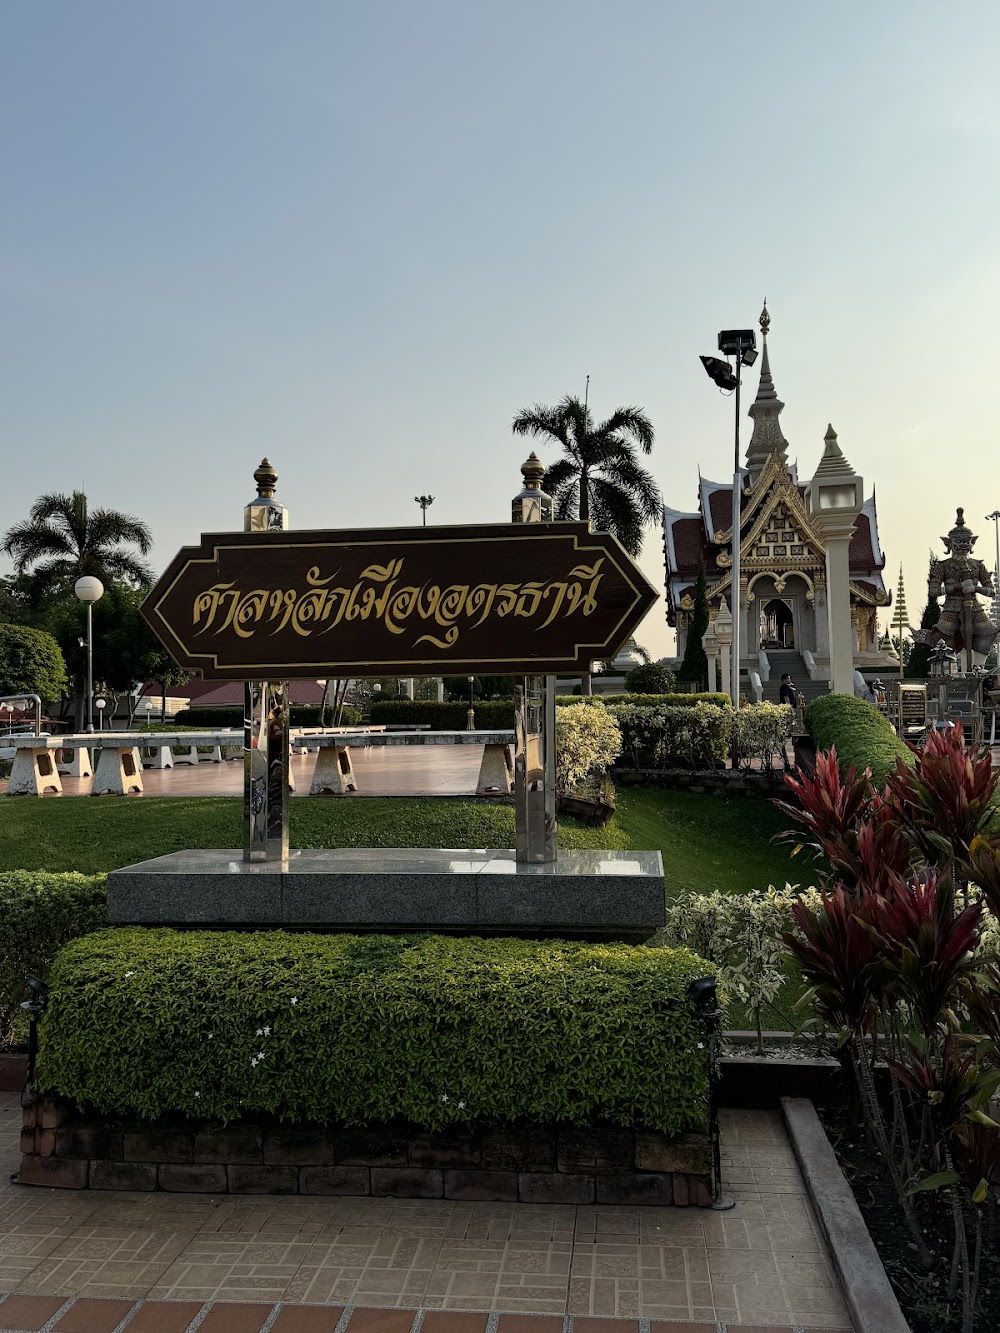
<box><xmin>612</xmin><ymin>785</ymin><xmax>798</xmax><ymax>897</ymax></box>
<box><xmin>0</xmin><ymin>785</ymin><xmax>799</xmax><ymax>892</ymax></box>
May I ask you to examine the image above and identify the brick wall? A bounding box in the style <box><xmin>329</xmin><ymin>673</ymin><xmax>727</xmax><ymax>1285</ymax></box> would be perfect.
<box><xmin>19</xmin><ymin>1098</ymin><xmax>713</xmax><ymax>1206</ymax></box>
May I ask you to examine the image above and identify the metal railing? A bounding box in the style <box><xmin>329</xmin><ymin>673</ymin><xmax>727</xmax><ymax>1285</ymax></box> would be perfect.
<box><xmin>0</xmin><ymin>694</ymin><xmax>42</xmax><ymax>737</ymax></box>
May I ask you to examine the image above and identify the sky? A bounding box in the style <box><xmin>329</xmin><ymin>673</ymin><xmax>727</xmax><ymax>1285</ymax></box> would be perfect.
<box><xmin>3</xmin><ymin>1</ymin><xmax>1000</xmax><ymax>661</ymax></box>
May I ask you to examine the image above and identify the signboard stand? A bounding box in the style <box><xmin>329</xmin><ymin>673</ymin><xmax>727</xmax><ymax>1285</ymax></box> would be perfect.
<box><xmin>114</xmin><ymin>458</ymin><xmax>666</xmax><ymax>941</ymax></box>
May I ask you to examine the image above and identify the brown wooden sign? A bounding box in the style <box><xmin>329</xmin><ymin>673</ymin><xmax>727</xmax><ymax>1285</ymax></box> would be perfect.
<box><xmin>142</xmin><ymin>522</ymin><xmax>658</xmax><ymax>679</ymax></box>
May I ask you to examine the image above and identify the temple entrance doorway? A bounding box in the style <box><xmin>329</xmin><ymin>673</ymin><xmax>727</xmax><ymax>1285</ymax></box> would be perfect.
<box><xmin>761</xmin><ymin>598</ymin><xmax>794</xmax><ymax>649</ymax></box>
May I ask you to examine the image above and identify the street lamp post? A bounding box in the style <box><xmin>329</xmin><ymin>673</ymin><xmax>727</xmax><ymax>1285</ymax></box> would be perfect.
<box><xmin>467</xmin><ymin>676</ymin><xmax>475</xmax><ymax>731</ymax></box>
<box><xmin>700</xmin><ymin>329</ymin><xmax>758</xmax><ymax>708</ymax></box>
<box><xmin>95</xmin><ymin>697</ymin><xmax>106</xmax><ymax>731</ymax></box>
<box><xmin>74</xmin><ymin>576</ymin><xmax>105</xmax><ymax>733</ymax></box>
<box><xmin>415</xmin><ymin>495</ymin><xmax>435</xmax><ymax>526</ymax></box>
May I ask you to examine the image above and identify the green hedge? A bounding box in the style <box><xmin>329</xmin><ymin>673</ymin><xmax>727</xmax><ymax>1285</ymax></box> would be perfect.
<box><xmin>173</xmin><ymin>705</ymin><xmax>361</xmax><ymax>728</ymax></box>
<box><xmin>369</xmin><ymin>700</ymin><xmax>515</xmax><ymax>730</ymax></box>
<box><xmin>556</xmin><ymin>693</ymin><xmax>732</xmax><ymax>709</ymax></box>
<box><xmin>805</xmin><ymin>693</ymin><xmax>914</xmax><ymax>787</ymax></box>
<box><xmin>39</xmin><ymin>930</ymin><xmax>712</xmax><ymax>1133</ymax></box>
<box><xmin>0</xmin><ymin>872</ymin><xmax>108</xmax><ymax>1040</ymax></box>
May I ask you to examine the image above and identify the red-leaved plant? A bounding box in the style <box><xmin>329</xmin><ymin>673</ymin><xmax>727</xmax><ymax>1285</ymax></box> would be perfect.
<box><xmin>776</xmin><ymin>746</ymin><xmax>913</xmax><ymax>890</ymax></box>
<box><xmin>866</xmin><ymin>870</ymin><xmax>982</xmax><ymax>1039</ymax></box>
<box><xmin>886</xmin><ymin>723</ymin><xmax>999</xmax><ymax>887</ymax></box>
<box><xmin>775</xmin><ymin>723</ymin><xmax>1000</xmax><ymax>1326</ymax></box>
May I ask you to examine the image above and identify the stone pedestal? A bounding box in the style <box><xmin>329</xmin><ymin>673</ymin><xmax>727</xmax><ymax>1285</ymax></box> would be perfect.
<box><xmin>107</xmin><ymin>847</ymin><xmax>666</xmax><ymax>942</ymax></box>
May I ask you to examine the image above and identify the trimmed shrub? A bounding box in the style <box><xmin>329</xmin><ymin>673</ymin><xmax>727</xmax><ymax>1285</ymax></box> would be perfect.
<box><xmin>732</xmin><ymin>702</ymin><xmax>793</xmax><ymax>769</ymax></box>
<box><xmin>555</xmin><ymin>703</ymin><xmax>622</xmax><ymax>799</ymax></box>
<box><xmin>555</xmin><ymin>692</ymin><xmax>731</xmax><ymax>709</ymax></box>
<box><xmin>805</xmin><ymin>693</ymin><xmax>913</xmax><ymax>787</ymax></box>
<box><xmin>608</xmin><ymin>702</ymin><xmax>731</xmax><ymax>769</ymax></box>
<box><xmin>0</xmin><ymin>872</ymin><xmax>107</xmax><ymax>1041</ymax></box>
<box><xmin>39</xmin><ymin>929</ymin><xmax>712</xmax><ymax>1133</ymax></box>
<box><xmin>173</xmin><ymin>705</ymin><xmax>361</xmax><ymax>728</ymax></box>
<box><xmin>369</xmin><ymin>699</ymin><xmax>515</xmax><ymax>730</ymax></box>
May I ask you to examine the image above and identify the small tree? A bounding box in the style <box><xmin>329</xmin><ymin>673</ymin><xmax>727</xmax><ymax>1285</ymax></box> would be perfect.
<box><xmin>0</xmin><ymin>623</ymin><xmax>67</xmax><ymax>702</ymax></box>
<box><xmin>624</xmin><ymin>661</ymin><xmax>676</xmax><ymax>694</ymax></box>
<box><xmin>907</xmin><ymin>589</ymin><xmax>941</xmax><ymax>678</ymax></box>
<box><xmin>677</xmin><ymin>562</ymin><xmax>709</xmax><ymax>687</ymax></box>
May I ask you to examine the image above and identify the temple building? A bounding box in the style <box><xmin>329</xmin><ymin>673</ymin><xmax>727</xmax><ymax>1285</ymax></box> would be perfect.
<box><xmin>663</xmin><ymin>306</ymin><xmax>894</xmax><ymax>690</ymax></box>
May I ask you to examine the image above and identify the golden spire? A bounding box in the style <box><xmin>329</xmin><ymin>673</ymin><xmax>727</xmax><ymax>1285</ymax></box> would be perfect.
<box><xmin>759</xmin><ymin>298</ymin><xmax>770</xmax><ymax>339</ymax></box>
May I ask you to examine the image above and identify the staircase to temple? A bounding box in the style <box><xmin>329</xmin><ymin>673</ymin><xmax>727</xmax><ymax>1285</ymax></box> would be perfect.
<box><xmin>758</xmin><ymin>649</ymin><xmax>826</xmax><ymax>706</ymax></box>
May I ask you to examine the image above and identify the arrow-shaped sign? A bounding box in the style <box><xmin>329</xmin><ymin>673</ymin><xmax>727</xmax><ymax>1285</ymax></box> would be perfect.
<box><xmin>142</xmin><ymin>522</ymin><xmax>658</xmax><ymax>680</ymax></box>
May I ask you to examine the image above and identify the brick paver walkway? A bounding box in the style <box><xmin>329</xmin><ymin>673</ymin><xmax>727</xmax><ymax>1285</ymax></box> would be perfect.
<box><xmin>0</xmin><ymin>1095</ymin><xmax>852</xmax><ymax>1330</ymax></box>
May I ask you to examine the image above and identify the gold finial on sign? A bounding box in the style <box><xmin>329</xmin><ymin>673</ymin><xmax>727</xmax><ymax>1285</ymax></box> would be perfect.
<box><xmin>253</xmin><ymin>458</ymin><xmax>278</xmax><ymax>498</ymax></box>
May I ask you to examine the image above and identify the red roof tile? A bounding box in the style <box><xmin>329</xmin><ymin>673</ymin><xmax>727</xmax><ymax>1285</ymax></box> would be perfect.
<box><xmin>849</xmin><ymin>513</ymin><xmax>876</xmax><ymax>568</ymax></box>
<box><xmin>708</xmin><ymin>487</ymin><xmax>733</xmax><ymax>533</ymax></box>
<box><xmin>670</xmin><ymin>516</ymin><xmax>707</xmax><ymax>569</ymax></box>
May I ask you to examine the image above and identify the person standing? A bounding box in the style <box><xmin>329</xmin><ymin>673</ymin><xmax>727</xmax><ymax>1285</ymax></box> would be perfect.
<box><xmin>779</xmin><ymin>672</ymin><xmax>799</xmax><ymax>708</ymax></box>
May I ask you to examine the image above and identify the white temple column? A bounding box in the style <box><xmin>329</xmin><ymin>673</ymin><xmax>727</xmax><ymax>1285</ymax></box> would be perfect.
<box><xmin>807</xmin><ymin>427</ymin><xmax>863</xmax><ymax>696</ymax></box>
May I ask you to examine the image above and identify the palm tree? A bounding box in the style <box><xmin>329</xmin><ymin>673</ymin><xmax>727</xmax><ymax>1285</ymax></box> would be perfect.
<box><xmin>2</xmin><ymin>491</ymin><xmax>153</xmax><ymax>602</ymax></box>
<box><xmin>511</xmin><ymin>395</ymin><xmax>660</xmax><ymax>556</ymax></box>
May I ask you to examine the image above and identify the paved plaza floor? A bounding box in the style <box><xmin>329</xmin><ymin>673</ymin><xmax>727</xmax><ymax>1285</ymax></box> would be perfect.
<box><xmin>0</xmin><ymin>748</ymin><xmax>486</xmax><ymax>800</ymax></box>
<box><xmin>0</xmin><ymin>1094</ymin><xmax>852</xmax><ymax>1331</ymax></box>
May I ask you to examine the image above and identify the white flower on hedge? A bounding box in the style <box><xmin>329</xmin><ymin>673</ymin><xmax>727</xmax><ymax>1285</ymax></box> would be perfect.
<box><xmin>208</xmin><ymin>1033</ymin><xmax>214</xmax><ymax>1039</ymax></box>
<box><xmin>124</xmin><ymin>970</ymin><xmax>134</xmax><ymax>978</ymax></box>
<box><xmin>458</xmin><ymin>1101</ymin><xmax>466</xmax><ymax>1109</ymax></box>
<box><xmin>290</xmin><ymin>997</ymin><xmax>298</xmax><ymax>1005</ymax></box>
<box><xmin>262</xmin><ymin>1025</ymin><xmax>271</xmax><ymax>1036</ymax></box>
<box><xmin>441</xmin><ymin>1093</ymin><xmax>449</xmax><ymax>1103</ymax></box>
<box><xmin>194</xmin><ymin>1091</ymin><xmax>201</xmax><ymax>1098</ymax></box>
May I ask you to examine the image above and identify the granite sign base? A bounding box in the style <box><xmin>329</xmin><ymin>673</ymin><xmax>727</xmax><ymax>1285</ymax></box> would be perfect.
<box><xmin>107</xmin><ymin>847</ymin><xmax>665</xmax><ymax>941</ymax></box>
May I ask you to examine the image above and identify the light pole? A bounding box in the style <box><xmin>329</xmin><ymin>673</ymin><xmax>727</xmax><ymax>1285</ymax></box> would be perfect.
<box><xmin>95</xmin><ymin>697</ymin><xmax>106</xmax><ymax>732</ymax></box>
<box><xmin>467</xmin><ymin>675</ymin><xmax>475</xmax><ymax>731</ymax></box>
<box><xmin>74</xmin><ymin>576</ymin><xmax>105</xmax><ymax>733</ymax></box>
<box><xmin>699</xmin><ymin>328</ymin><xmax>758</xmax><ymax>706</ymax></box>
<box><xmin>415</xmin><ymin>495</ymin><xmax>435</xmax><ymax>526</ymax></box>
<box><xmin>986</xmin><ymin>511</ymin><xmax>1000</xmax><ymax>627</ymax></box>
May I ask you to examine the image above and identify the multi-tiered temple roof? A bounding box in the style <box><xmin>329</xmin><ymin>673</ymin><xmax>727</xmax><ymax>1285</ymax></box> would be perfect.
<box><xmin>662</xmin><ymin>306</ymin><xmax>889</xmax><ymax>636</ymax></box>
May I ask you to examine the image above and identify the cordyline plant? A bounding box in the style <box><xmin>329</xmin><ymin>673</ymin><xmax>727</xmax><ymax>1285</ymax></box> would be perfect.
<box><xmin>886</xmin><ymin>723</ymin><xmax>1000</xmax><ymax>895</ymax></box>
<box><xmin>776</xmin><ymin>727</ymin><xmax>1000</xmax><ymax>1331</ymax></box>
<box><xmin>775</xmin><ymin>746</ymin><xmax>914</xmax><ymax>890</ymax></box>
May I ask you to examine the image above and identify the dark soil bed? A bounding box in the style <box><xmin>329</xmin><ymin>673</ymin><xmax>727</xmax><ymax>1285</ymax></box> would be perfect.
<box><xmin>820</xmin><ymin>1104</ymin><xmax>1000</xmax><ymax>1332</ymax></box>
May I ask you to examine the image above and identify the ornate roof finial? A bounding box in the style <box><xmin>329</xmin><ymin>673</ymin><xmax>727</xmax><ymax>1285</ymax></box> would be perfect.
<box><xmin>253</xmin><ymin>457</ymin><xmax>278</xmax><ymax>499</ymax></box>
<box><xmin>520</xmin><ymin>452</ymin><xmax>546</xmax><ymax>489</ymax></box>
<box><xmin>813</xmin><ymin>424</ymin><xmax>855</xmax><ymax>481</ymax></box>
<box><xmin>745</xmin><ymin>300</ymin><xmax>788</xmax><ymax>477</ymax></box>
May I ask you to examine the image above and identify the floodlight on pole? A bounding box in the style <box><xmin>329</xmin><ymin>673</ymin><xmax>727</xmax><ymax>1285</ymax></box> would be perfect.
<box><xmin>74</xmin><ymin>575</ymin><xmax>104</xmax><ymax>734</ymax></box>
<box><xmin>699</xmin><ymin>325</ymin><xmax>757</xmax><ymax>709</ymax></box>
<box><xmin>415</xmin><ymin>495</ymin><xmax>435</xmax><ymax>526</ymax></box>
